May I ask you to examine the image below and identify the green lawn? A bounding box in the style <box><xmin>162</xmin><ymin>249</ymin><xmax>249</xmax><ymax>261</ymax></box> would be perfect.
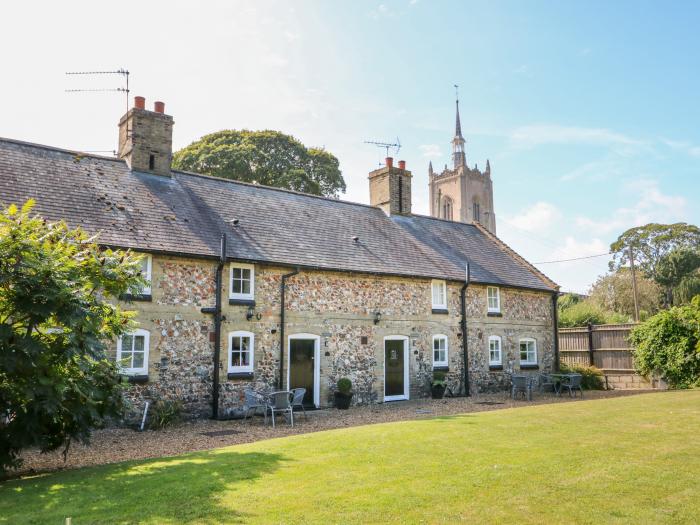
<box><xmin>1</xmin><ymin>391</ymin><xmax>699</xmax><ymax>524</ymax></box>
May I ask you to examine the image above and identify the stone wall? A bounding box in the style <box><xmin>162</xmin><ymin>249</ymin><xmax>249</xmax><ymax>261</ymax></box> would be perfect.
<box><xmin>116</xmin><ymin>255</ymin><xmax>555</xmax><ymax>418</ymax></box>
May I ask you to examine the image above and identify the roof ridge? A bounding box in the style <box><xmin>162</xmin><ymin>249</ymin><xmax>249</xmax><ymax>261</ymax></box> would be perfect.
<box><xmin>471</xmin><ymin>221</ymin><xmax>559</xmax><ymax>291</ymax></box>
<box><xmin>0</xmin><ymin>136</ymin><xmax>124</xmax><ymax>163</ymax></box>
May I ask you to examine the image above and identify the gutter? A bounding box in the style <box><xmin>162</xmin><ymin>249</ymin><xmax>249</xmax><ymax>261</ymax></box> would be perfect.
<box><xmin>279</xmin><ymin>267</ymin><xmax>300</xmax><ymax>389</ymax></box>
<box><xmin>460</xmin><ymin>262</ymin><xmax>470</xmax><ymax>397</ymax></box>
<box><xmin>552</xmin><ymin>292</ymin><xmax>560</xmax><ymax>372</ymax></box>
<box><xmin>201</xmin><ymin>233</ymin><xmax>226</xmax><ymax>420</ymax></box>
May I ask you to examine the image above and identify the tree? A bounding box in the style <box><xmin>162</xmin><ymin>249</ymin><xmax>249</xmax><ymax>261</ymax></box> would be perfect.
<box><xmin>629</xmin><ymin>296</ymin><xmax>700</xmax><ymax>388</ymax></box>
<box><xmin>0</xmin><ymin>201</ymin><xmax>143</xmax><ymax>474</ymax></box>
<box><xmin>588</xmin><ymin>269</ymin><xmax>662</xmax><ymax>320</ymax></box>
<box><xmin>609</xmin><ymin>223</ymin><xmax>700</xmax><ymax>281</ymax></box>
<box><xmin>557</xmin><ymin>299</ymin><xmax>628</xmax><ymax>328</ymax></box>
<box><xmin>655</xmin><ymin>248</ymin><xmax>700</xmax><ymax>306</ymax></box>
<box><xmin>172</xmin><ymin>130</ymin><xmax>347</xmax><ymax>198</ymax></box>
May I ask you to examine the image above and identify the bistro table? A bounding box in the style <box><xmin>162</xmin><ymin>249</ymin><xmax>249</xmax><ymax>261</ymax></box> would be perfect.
<box><xmin>549</xmin><ymin>373</ymin><xmax>576</xmax><ymax>396</ymax></box>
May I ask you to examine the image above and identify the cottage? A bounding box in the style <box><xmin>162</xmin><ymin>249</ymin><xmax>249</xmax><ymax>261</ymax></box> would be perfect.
<box><xmin>0</xmin><ymin>97</ymin><xmax>559</xmax><ymax>418</ymax></box>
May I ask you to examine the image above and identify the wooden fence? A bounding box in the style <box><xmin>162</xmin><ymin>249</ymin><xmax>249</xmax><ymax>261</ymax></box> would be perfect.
<box><xmin>558</xmin><ymin>323</ymin><xmax>637</xmax><ymax>372</ymax></box>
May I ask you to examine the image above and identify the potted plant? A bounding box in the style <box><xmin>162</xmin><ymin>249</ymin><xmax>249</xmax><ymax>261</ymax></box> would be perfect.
<box><xmin>334</xmin><ymin>378</ymin><xmax>353</xmax><ymax>409</ymax></box>
<box><xmin>431</xmin><ymin>371</ymin><xmax>447</xmax><ymax>399</ymax></box>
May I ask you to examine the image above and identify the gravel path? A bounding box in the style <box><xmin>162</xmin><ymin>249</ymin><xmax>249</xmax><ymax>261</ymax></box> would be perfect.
<box><xmin>15</xmin><ymin>389</ymin><xmax>649</xmax><ymax>478</ymax></box>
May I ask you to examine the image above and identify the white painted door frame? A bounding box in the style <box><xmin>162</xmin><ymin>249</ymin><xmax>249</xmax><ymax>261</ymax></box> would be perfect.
<box><xmin>383</xmin><ymin>335</ymin><xmax>409</xmax><ymax>401</ymax></box>
<box><xmin>287</xmin><ymin>333</ymin><xmax>321</xmax><ymax>408</ymax></box>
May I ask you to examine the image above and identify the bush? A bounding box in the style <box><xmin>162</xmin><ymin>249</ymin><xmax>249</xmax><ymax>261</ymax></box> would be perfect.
<box><xmin>431</xmin><ymin>371</ymin><xmax>446</xmax><ymax>386</ymax></box>
<box><xmin>337</xmin><ymin>378</ymin><xmax>352</xmax><ymax>395</ymax></box>
<box><xmin>559</xmin><ymin>362</ymin><xmax>605</xmax><ymax>390</ymax></box>
<box><xmin>149</xmin><ymin>398</ymin><xmax>183</xmax><ymax>430</ymax></box>
<box><xmin>558</xmin><ymin>300</ymin><xmax>629</xmax><ymax>327</ymax></box>
<box><xmin>628</xmin><ymin>297</ymin><xmax>700</xmax><ymax>388</ymax></box>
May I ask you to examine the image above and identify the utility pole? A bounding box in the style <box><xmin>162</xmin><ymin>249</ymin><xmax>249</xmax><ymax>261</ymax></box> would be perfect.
<box><xmin>629</xmin><ymin>246</ymin><xmax>640</xmax><ymax>322</ymax></box>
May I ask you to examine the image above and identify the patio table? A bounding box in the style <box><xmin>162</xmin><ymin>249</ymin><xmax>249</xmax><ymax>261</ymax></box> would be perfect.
<box><xmin>549</xmin><ymin>373</ymin><xmax>576</xmax><ymax>396</ymax></box>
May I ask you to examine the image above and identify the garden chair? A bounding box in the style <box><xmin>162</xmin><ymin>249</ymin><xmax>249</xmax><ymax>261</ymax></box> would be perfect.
<box><xmin>538</xmin><ymin>373</ymin><xmax>555</xmax><ymax>393</ymax></box>
<box><xmin>243</xmin><ymin>388</ymin><xmax>268</xmax><ymax>424</ymax></box>
<box><xmin>559</xmin><ymin>374</ymin><xmax>583</xmax><ymax>398</ymax></box>
<box><xmin>267</xmin><ymin>391</ymin><xmax>294</xmax><ymax>428</ymax></box>
<box><xmin>511</xmin><ymin>375</ymin><xmax>532</xmax><ymax>401</ymax></box>
<box><xmin>290</xmin><ymin>388</ymin><xmax>307</xmax><ymax>420</ymax></box>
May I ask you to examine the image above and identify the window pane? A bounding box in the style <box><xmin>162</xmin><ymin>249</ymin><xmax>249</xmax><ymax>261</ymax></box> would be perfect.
<box><xmin>241</xmin><ymin>279</ymin><xmax>250</xmax><ymax>294</ymax></box>
<box><xmin>232</xmin><ymin>352</ymin><xmax>241</xmax><ymax>366</ymax></box>
<box><xmin>122</xmin><ymin>335</ymin><xmax>133</xmax><ymax>350</ymax></box>
<box><xmin>133</xmin><ymin>335</ymin><xmax>144</xmax><ymax>352</ymax></box>
<box><xmin>232</xmin><ymin>337</ymin><xmax>241</xmax><ymax>351</ymax></box>
<box><xmin>133</xmin><ymin>352</ymin><xmax>144</xmax><ymax>369</ymax></box>
<box><xmin>241</xmin><ymin>351</ymin><xmax>250</xmax><ymax>366</ymax></box>
<box><xmin>233</xmin><ymin>268</ymin><xmax>242</xmax><ymax>280</ymax></box>
<box><xmin>140</xmin><ymin>257</ymin><xmax>149</xmax><ymax>274</ymax></box>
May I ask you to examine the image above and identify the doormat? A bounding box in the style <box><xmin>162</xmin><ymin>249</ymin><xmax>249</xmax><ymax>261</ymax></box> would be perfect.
<box><xmin>474</xmin><ymin>401</ymin><xmax>505</xmax><ymax>406</ymax></box>
<box><xmin>201</xmin><ymin>430</ymin><xmax>242</xmax><ymax>438</ymax></box>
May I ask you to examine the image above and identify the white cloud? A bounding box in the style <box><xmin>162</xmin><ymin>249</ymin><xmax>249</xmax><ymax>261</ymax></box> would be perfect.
<box><xmin>504</xmin><ymin>201</ymin><xmax>561</xmax><ymax>233</ymax></box>
<box><xmin>575</xmin><ymin>179</ymin><xmax>687</xmax><ymax>234</ymax></box>
<box><xmin>560</xmin><ymin>158</ymin><xmax>625</xmax><ymax>182</ymax></box>
<box><xmin>660</xmin><ymin>137</ymin><xmax>700</xmax><ymax>157</ymax></box>
<box><xmin>369</xmin><ymin>4</ymin><xmax>392</xmax><ymax>19</ymax></box>
<box><xmin>509</xmin><ymin>124</ymin><xmax>643</xmax><ymax>151</ymax></box>
<box><xmin>419</xmin><ymin>144</ymin><xmax>441</xmax><ymax>158</ymax></box>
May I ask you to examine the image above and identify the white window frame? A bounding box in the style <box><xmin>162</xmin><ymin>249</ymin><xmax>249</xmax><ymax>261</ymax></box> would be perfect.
<box><xmin>116</xmin><ymin>328</ymin><xmax>150</xmax><ymax>376</ymax></box>
<box><xmin>229</xmin><ymin>263</ymin><xmax>255</xmax><ymax>301</ymax></box>
<box><xmin>228</xmin><ymin>330</ymin><xmax>255</xmax><ymax>373</ymax></box>
<box><xmin>431</xmin><ymin>279</ymin><xmax>447</xmax><ymax>310</ymax></box>
<box><xmin>488</xmin><ymin>335</ymin><xmax>502</xmax><ymax>366</ymax></box>
<box><xmin>487</xmin><ymin>286</ymin><xmax>500</xmax><ymax>313</ymax></box>
<box><xmin>131</xmin><ymin>253</ymin><xmax>152</xmax><ymax>296</ymax></box>
<box><xmin>519</xmin><ymin>338</ymin><xmax>537</xmax><ymax>366</ymax></box>
<box><xmin>432</xmin><ymin>334</ymin><xmax>449</xmax><ymax>368</ymax></box>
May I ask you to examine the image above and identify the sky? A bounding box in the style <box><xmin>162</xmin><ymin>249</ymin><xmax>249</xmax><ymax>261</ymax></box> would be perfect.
<box><xmin>1</xmin><ymin>0</ymin><xmax>699</xmax><ymax>293</ymax></box>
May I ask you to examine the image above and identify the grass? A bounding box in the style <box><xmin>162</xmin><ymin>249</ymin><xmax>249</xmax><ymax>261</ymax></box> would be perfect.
<box><xmin>1</xmin><ymin>391</ymin><xmax>699</xmax><ymax>524</ymax></box>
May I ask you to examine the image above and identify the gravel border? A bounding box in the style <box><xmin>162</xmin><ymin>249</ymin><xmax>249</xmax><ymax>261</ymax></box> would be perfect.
<box><xmin>14</xmin><ymin>389</ymin><xmax>650</xmax><ymax>478</ymax></box>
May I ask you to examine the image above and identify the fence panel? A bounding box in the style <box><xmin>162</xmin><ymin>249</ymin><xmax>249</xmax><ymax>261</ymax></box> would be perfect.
<box><xmin>558</xmin><ymin>323</ymin><xmax>637</xmax><ymax>372</ymax></box>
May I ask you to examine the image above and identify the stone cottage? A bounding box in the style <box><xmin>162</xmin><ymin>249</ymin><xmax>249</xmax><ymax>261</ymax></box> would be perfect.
<box><xmin>0</xmin><ymin>97</ymin><xmax>559</xmax><ymax>418</ymax></box>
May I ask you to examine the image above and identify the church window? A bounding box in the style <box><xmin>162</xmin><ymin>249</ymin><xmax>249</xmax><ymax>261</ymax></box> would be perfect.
<box><xmin>473</xmin><ymin>201</ymin><xmax>481</xmax><ymax>223</ymax></box>
<box><xmin>442</xmin><ymin>197</ymin><xmax>453</xmax><ymax>220</ymax></box>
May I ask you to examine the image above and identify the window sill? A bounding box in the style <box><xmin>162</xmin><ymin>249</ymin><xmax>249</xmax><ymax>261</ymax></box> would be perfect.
<box><xmin>120</xmin><ymin>293</ymin><xmax>152</xmax><ymax>302</ymax></box>
<box><xmin>122</xmin><ymin>374</ymin><xmax>149</xmax><ymax>384</ymax></box>
<box><xmin>489</xmin><ymin>365</ymin><xmax>503</xmax><ymax>371</ymax></box>
<box><xmin>433</xmin><ymin>365</ymin><xmax>449</xmax><ymax>372</ymax></box>
<box><xmin>487</xmin><ymin>311</ymin><xmax>502</xmax><ymax>317</ymax></box>
<box><xmin>519</xmin><ymin>364</ymin><xmax>539</xmax><ymax>370</ymax></box>
<box><xmin>431</xmin><ymin>308</ymin><xmax>449</xmax><ymax>315</ymax></box>
<box><xmin>227</xmin><ymin>372</ymin><xmax>254</xmax><ymax>380</ymax></box>
<box><xmin>228</xmin><ymin>298</ymin><xmax>256</xmax><ymax>306</ymax></box>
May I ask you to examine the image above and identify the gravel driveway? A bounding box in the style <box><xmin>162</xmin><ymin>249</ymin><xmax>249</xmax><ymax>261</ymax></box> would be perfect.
<box><xmin>15</xmin><ymin>389</ymin><xmax>647</xmax><ymax>478</ymax></box>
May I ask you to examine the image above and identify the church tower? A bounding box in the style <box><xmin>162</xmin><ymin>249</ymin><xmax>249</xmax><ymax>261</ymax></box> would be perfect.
<box><xmin>428</xmin><ymin>95</ymin><xmax>496</xmax><ymax>234</ymax></box>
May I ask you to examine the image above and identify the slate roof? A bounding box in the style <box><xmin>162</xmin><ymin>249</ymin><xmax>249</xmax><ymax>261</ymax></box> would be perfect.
<box><xmin>0</xmin><ymin>137</ymin><xmax>557</xmax><ymax>292</ymax></box>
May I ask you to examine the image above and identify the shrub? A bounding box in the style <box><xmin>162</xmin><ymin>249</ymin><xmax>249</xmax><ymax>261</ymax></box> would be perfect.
<box><xmin>558</xmin><ymin>300</ymin><xmax>629</xmax><ymax>327</ymax></box>
<box><xmin>337</xmin><ymin>378</ymin><xmax>352</xmax><ymax>395</ymax></box>
<box><xmin>559</xmin><ymin>362</ymin><xmax>605</xmax><ymax>390</ymax></box>
<box><xmin>628</xmin><ymin>297</ymin><xmax>700</xmax><ymax>388</ymax></box>
<box><xmin>431</xmin><ymin>371</ymin><xmax>446</xmax><ymax>386</ymax></box>
<box><xmin>149</xmin><ymin>398</ymin><xmax>184</xmax><ymax>430</ymax></box>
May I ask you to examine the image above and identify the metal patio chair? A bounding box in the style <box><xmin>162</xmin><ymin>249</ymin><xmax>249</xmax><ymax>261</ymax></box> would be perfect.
<box><xmin>511</xmin><ymin>375</ymin><xmax>532</xmax><ymax>401</ymax></box>
<box><xmin>559</xmin><ymin>374</ymin><xmax>583</xmax><ymax>398</ymax></box>
<box><xmin>267</xmin><ymin>391</ymin><xmax>294</xmax><ymax>428</ymax></box>
<box><xmin>538</xmin><ymin>373</ymin><xmax>555</xmax><ymax>394</ymax></box>
<box><xmin>290</xmin><ymin>388</ymin><xmax>308</xmax><ymax>420</ymax></box>
<box><xmin>243</xmin><ymin>388</ymin><xmax>268</xmax><ymax>424</ymax></box>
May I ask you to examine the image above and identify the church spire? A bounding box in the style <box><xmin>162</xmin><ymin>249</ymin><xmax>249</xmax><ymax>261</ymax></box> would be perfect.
<box><xmin>451</xmin><ymin>85</ymin><xmax>466</xmax><ymax>169</ymax></box>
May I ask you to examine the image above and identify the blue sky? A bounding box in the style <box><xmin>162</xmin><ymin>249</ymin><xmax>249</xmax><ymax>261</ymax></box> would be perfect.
<box><xmin>1</xmin><ymin>0</ymin><xmax>698</xmax><ymax>292</ymax></box>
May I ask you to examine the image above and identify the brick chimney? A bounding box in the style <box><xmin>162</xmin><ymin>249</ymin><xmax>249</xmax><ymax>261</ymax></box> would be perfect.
<box><xmin>368</xmin><ymin>157</ymin><xmax>412</xmax><ymax>215</ymax></box>
<box><xmin>118</xmin><ymin>96</ymin><xmax>174</xmax><ymax>177</ymax></box>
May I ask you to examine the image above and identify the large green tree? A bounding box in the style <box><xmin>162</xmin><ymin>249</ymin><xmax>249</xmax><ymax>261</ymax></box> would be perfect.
<box><xmin>0</xmin><ymin>201</ymin><xmax>143</xmax><ymax>474</ymax></box>
<box><xmin>172</xmin><ymin>130</ymin><xmax>347</xmax><ymax>198</ymax></box>
<box><xmin>655</xmin><ymin>248</ymin><xmax>700</xmax><ymax>306</ymax></box>
<box><xmin>588</xmin><ymin>268</ymin><xmax>662</xmax><ymax>320</ymax></box>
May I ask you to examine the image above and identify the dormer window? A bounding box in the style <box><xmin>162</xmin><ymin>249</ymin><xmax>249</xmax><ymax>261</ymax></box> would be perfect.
<box><xmin>230</xmin><ymin>263</ymin><xmax>255</xmax><ymax>301</ymax></box>
<box><xmin>487</xmin><ymin>286</ymin><xmax>500</xmax><ymax>313</ymax></box>
<box><xmin>126</xmin><ymin>254</ymin><xmax>152</xmax><ymax>299</ymax></box>
<box><xmin>431</xmin><ymin>279</ymin><xmax>447</xmax><ymax>311</ymax></box>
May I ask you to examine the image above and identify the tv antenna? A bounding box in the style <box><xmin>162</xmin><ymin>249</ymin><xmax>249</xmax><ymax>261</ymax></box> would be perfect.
<box><xmin>364</xmin><ymin>138</ymin><xmax>401</xmax><ymax>166</ymax></box>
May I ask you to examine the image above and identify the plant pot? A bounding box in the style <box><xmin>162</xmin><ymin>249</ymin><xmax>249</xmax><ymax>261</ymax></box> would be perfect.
<box><xmin>334</xmin><ymin>391</ymin><xmax>353</xmax><ymax>409</ymax></box>
<box><xmin>431</xmin><ymin>384</ymin><xmax>446</xmax><ymax>399</ymax></box>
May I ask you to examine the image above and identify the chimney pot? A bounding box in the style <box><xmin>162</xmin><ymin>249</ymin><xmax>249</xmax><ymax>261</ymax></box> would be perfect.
<box><xmin>154</xmin><ymin>101</ymin><xmax>165</xmax><ymax>114</ymax></box>
<box><xmin>386</xmin><ymin>157</ymin><xmax>393</xmax><ymax>168</ymax></box>
<box><xmin>134</xmin><ymin>96</ymin><xmax>145</xmax><ymax>110</ymax></box>
<box><xmin>398</xmin><ymin>160</ymin><xmax>406</xmax><ymax>170</ymax></box>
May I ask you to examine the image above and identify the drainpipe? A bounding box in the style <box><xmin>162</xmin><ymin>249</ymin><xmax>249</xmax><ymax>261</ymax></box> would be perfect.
<box><xmin>279</xmin><ymin>267</ymin><xmax>300</xmax><ymax>390</ymax></box>
<box><xmin>201</xmin><ymin>233</ymin><xmax>226</xmax><ymax>419</ymax></box>
<box><xmin>460</xmin><ymin>262</ymin><xmax>470</xmax><ymax>397</ymax></box>
<box><xmin>552</xmin><ymin>292</ymin><xmax>560</xmax><ymax>372</ymax></box>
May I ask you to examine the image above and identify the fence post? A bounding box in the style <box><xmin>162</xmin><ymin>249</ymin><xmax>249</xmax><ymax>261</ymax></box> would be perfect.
<box><xmin>587</xmin><ymin>323</ymin><xmax>595</xmax><ymax>366</ymax></box>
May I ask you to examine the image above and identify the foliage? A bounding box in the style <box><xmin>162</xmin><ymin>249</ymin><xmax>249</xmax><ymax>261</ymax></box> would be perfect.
<box><xmin>0</xmin><ymin>201</ymin><xmax>144</xmax><ymax>474</ymax></box>
<box><xmin>655</xmin><ymin>247</ymin><xmax>700</xmax><ymax>306</ymax></box>
<box><xmin>558</xmin><ymin>362</ymin><xmax>605</xmax><ymax>390</ymax></box>
<box><xmin>336</xmin><ymin>378</ymin><xmax>352</xmax><ymax>394</ymax></box>
<box><xmin>673</xmin><ymin>271</ymin><xmax>700</xmax><ymax>306</ymax></box>
<box><xmin>628</xmin><ymin>296</ymin><xmax>700</xmax><ymax>388</ymax></box>
<box><xmin>588</xmin><ymin>269</ymin><xmax>662</xmax><ymax>321</ymax></box>
<box><xmin>149</xmin><ymin>398</ymin><xmax>184</xmax><ymax>430</ymax></box>
<box><xmin>3</xmin><ymin>392</ymin><xmax>700</xmax><ymax>523</ymax></box>
<box><xmin>558</xmin><ymin>299</ymin><xmax>629</xmax><ymax>327</ymax></box>
<box><xmin>172</xmin><ymin>130</ymin><xmax>347</xmax><ymax>198</ymax></box>
<box><xmin>431</xmin><ymin>370</ymin><xmax>446</xmax><ymax>386</ymax></box>
<box><xmin>557</xmin><ymin>292</ymin><xmax>583</xmax><ymax>311</ymax></box>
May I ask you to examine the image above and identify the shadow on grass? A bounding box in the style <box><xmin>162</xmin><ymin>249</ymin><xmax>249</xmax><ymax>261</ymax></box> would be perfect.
<box><xmin>0</xmin><ymin>449</ymin><xmax>287</xmax><ymax>524</ymax></box>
